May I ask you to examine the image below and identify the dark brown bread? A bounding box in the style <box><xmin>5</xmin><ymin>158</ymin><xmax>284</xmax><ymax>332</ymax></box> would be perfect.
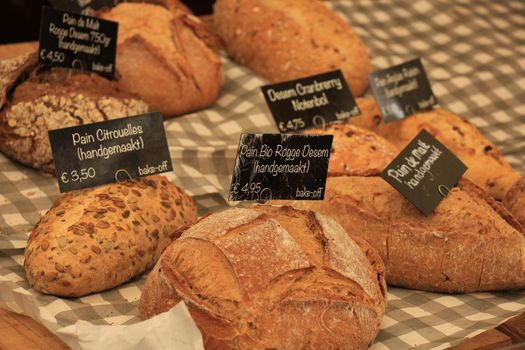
<box><xmin>24</xmin><ymin>175</ymin><xmax>197</xmax><ymax>297</ymax></box>
<box><xmin>140</xmin><ymin>205</ymin><xmax>387</xmax><ymax>349</ymax></box>
<box><xmin>214</xmin><ymin>0</ymin><xmax>372</xmax><ymax>96</ymax></box>
<box><xmin>0</xmin><ymin>53</ymin><xmax>148</xmax><ymax>173</ymax></box>
<box><xmin>274</xmin><ymin>176</ymin><xmax>525</xmax><ymax>293</ymax></box>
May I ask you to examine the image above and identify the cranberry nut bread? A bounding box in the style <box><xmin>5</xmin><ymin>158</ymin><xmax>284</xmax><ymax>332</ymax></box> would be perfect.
<box><xmin>0</xmin><ymin>53</ymin><xmax>149</xmax><ymax>173</ymax></box>
<box><xmin>140</xmin><ymin>205</ymin><xmax>387</xmax><ymax>350</ymax></box>
<box><xmin>350</xmin><ymin>98</ymin><xmax>525</xmax><ymax>224</ymax></box>
<box><xmin>24</xmin><ymin>175</ymin><xmax>197</xmax><ymax>297</ymax></box>
<box><xmin>213</xmin><ymin>0</ymin><xmax>372</xmax><ymax>96</ymax></box>
<box><xmin>100</xmin><ymin>3</ymin><xmax>224</xmax><ymax>117</ymax></box>
<box><xmin>275</xmin><ymin>176</ymin><xmax>525</xmax><ymax>293</ymax></box>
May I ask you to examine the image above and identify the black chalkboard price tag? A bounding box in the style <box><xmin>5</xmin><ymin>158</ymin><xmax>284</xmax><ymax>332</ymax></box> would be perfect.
<box><xmin>369</xmin><ymin>58</ymin><xmax>437</xmax><ymax>123</ymax></box>
<box><xmin>229</xmin><ymin>134</ymin><xmax>333</xmax><ymax>201</ymax></box>
<box><xmin>38</xmin><ymin>6</ymin><xmax>118</xmax><ymax>78</ymax></box>
<box><xmin>49</xmin><ymin>113</ymin><xmax>173</xmax><ymax>193</ymax></box>
<box><xmin>261</xmin><ymin>70</ymin><xmax>360</xmax><ymax>133</ymax></box>
<box><xmin>48</xmin><ymin>0</ymin><xmax>119</xmax><ymax>14</ymax></box>
<box><xmin>381</xmin><ymin>129</ymin><xmax>467</xmax><ymax>215</ymax></box>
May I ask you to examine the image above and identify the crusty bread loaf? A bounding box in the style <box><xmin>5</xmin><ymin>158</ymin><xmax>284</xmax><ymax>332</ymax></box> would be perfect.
<box><xmin>350</xmin><ymin>98</ymin><xmax>521</xmax><ymax>201</ymax></box>
<box><xmin>213</xmin><ymin>0</ymin><xmax>371</xmax><ymax>96</ymax></box>
<box><xmin>140</xmin><ymin>205</ymin><xmax>387</xmax><ymax>349</ymax></box>
<box><xmin>131</xmin><ymin>0</ymin><xmax>226</xmax><ymax>51</ymax></box>
<box><xmin>504</xmin><ymin>178</ymin><xmax>525</xmax><ymax>227</ymax></box>
<box><xmin>100</xmin><ymin>3</ymin><xmax>224</xmax><ymax>117</ymax></box>
<box><xmin>24</xmin><ymin>175</ymin><xmax>197</xmax><ymax>297</ymax></box>
<box><xmin>274</xmin><ymin>176</ymin><xmax>525</xmax><ymax>293</ymax></box>
<box><xmin>0</xmin><ymin>53</ymin><xmax>149</xmax><ymax>173</ymax></box>
<box><xmin>304</xmin><ymin>123</ymin><xmax>398</xmax><ymax>175</ymax></box>
<box><xmin>350</xmin><ymin>98</ymin><xmax>525</xmax><ymax>227</ymax></box>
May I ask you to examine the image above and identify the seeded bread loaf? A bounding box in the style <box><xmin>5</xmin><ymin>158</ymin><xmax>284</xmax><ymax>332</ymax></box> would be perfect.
<box><xmin>140</xmin><ymin>205</ymin><xmax>387</xmax><ymax>349</ymax></box>
<box><xmin>350</xmin><ymin>98</ymin><xmax>525</xmax><ymax>226</ymax></box>
<box><xmin>24</xmin><ymin>175</ymin><xmax>197</xmax><ymax>297</ymax></box>
<box><xmin>99</xmin><ymin>3</ymin><xmax>224</xmax><ymax>117</ymax></box>
<box><xmin>0</xmin><ymin>53</ymin><xmax>149</xmax><ymax>173</ymax></box>
<box><xmin>213</xmin><ymin>0</ymin><xmax>371</xmax><ymax>96</ymax></box>
<box><xmin>274</xmin><ymin>176</ymin><xmax>525</xmax><ymax>293</ymax></box>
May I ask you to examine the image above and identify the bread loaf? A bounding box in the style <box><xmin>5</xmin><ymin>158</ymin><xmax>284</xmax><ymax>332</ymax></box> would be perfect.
<box><xmin>99</xmin><ymin>3</ymin><xmax>224</xmax><ymax>117</ymax></box>
<box><xmin>504</xmin><ymin>178</ymin><xmax>525</xmax><ymax>227</ymax></box>
<box><xmin>213</xmin><ymin>0</ymin><xmax>371</xmax><ymax>96</ymax></box>
<box><xmin>304</xmin><ymin>124</ymin><xmax>398</xmax><ymax>175</ymax></box>
<box><xmin>24</xmin><ymin>175</ymin><xmax>197</xmax><ymax>297</ymax></box>
<box><xmin>350</xmin><ymin>98</ymin><xmax>525</xmax><ymax>226</ymax></box>
<box><xmin>140</xmin><ymin>205</ymin><xmax>387</xmax><ymax>349</ymax></box>
<box><xmin>274</xmin><ymin>176</ymin><xmax>525</xmax><ymax>293</ymax></box>
<box><xmin>0</xmin><ymin>53</ymin><xmax>149</xmax><ymax>173</ymax></box>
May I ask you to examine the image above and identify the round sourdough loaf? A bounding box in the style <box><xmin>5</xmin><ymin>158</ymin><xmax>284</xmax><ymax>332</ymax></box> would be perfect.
<box><xmin>99</xmin><ymin>3</ymin><xmax>224</xmax><ymax>117</ymax></box>
<box><xmin>213</xmin><ymin>0</ymin><xmax>372</xmax><ymax>96</ymax></box>
<box><xmin>24</xmin><ymin>175</ymin><xmax>197</xmax><ymax>297</ymax></box>
<box><xmin>140</xmin><ymin>205</ymin><xmax>387</xmax><ymax>350</ymax></box>
<box><xmin>275</xmin><ymin>176</ymin><xmax>525</xmax><ymax>293</ymax></box>
<box><xmin>0</xmin><ymin>53</ymin><xmax>149</xmax><ymax>173</ymax></box>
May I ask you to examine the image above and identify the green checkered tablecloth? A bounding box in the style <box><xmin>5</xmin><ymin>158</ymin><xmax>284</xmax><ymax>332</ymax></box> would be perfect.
<box><xmin>1</xmin><ymin>1</ymin><xmax>524</xmax><ymax>349</ymax></box>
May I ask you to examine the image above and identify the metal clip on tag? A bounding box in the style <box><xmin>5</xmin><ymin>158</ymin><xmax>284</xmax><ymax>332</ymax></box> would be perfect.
<box><xmin>404</xmin><ymin>104</ymin><xmax>416</xmax><ymax>116</ymax></box>
<box><xmin>438</xmin><ymin>184</ymin><xmax>451</xmax><ymax>197</ymax></box>
<box><xmin>256</xmin><ymin>187</ymin><xmax>273</xmax><ymax>203</ymax></box>
<box><xmin>115</xmin><ymin>169</ymin><xmax>135</xmax><ymax>183</ymax></box>
<box><xmin>313</xmin><ymin>115</ymin><xmax>327</xmax><ymax>130</ymax></box>
<box><xmin>68</xmin><ymin>59</ymin><xmax>84</xmax><ymax>79</ymax></box>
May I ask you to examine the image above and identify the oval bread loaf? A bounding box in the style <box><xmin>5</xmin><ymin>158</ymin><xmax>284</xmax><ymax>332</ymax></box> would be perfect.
<box><xmin>350</xmin><ymin>98</ymin><xmax>521</xmax><ymax>202</ymax></box>
<box><xmin>24</xmin><ymin>175</ymin><xmax>197</xmax><ymax>297</ymax></box>
<box><xmin>350</xmin><ymin>98</ymin><xmax>525</xmax><ymax>227</ymax></box>
<box><xmin>140</xmin><ymin>205</ymin><xmax>387</xmax><ymax>350</ymax></box>
<box><xmin>214</xmin><ymin>0</ymin><xmax>372</xmax><ymax>96</ymax></box>
<box><xmin>99</xmin><ymin>3</ymin><xmax>224</xmax><ymax>117</ymax></box>
<box><xmin>275</xmin><ymin>176</ymin><xmax>525</xmax><ymax>293</ymax></box>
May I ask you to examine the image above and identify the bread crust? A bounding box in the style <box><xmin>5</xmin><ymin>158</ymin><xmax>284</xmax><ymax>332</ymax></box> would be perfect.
<box><xmin>350</xmin><ymin>98</ymin><xmax>521</xmax><ymax>201</ymax></box>
<box><xmin>213</xmin><ymin>0</ymin><xmax>371</xmax><ymax>96</ymax></box>
<box><xmin>24</xmin><ymin>175</ymin><xmax>197</xmax><ymax>297</ymax></box>
<box><xmin>140</xmin><ymin>205</ymin><xmax>386</xmax><ymax>349</ymax></box>
<box><xmin>350</xmin><ymin>98</ymin><xmax>525</xmax><ymax>228</ymax></box>
<box><xmin>275</xmin><ymin>176</ymin><xmax>525</xmax><ymax>293</ymax></box>
<box><xmin>504</xmin><ymin>178</ymin><xmax>525</xmax><ymax>228</ymax></box>
<box><xmin>100</xmin><ymin>3</ymin><xmax>224</xmax><ymax>117</ymax></box>
<box><xmin>304</xmin><ymin>123</ymin><xmax>398</xmax><ymax>175</ymax></box>
<box><xmin>0</xmin><ymin>53</ymin><xmax>149</xmax><ymax>173</ymax></box>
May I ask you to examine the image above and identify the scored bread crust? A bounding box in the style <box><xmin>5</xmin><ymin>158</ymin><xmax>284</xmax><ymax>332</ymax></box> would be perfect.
<box><xmin>24</xmin><ymin>175</ymin><xmax>197</xmax><ymax>297</ymax></box>
<box><xmin>504</xmin><ymin>178</ymin><xmax>525</xmax><ymax>228</ymax></box>
<box><xmin>275</xmin><ymin>176</ymin><xmax>525</xmax><ymax>293</ymax></box>
<box><xmin>99</xmin><ymin>3</ymin><xmax>224</xmax><ymax>117</ymax></box>
<box><xmin>140</xmin><ymin>205</ymin><xmax>386</xmax><ymax>350</ymax></box>
<box><xmin>0</xmin><ymin>53</ymin><xmax>149</xmax><ymax>173</ymax></box>
<box><xmin>304</xmin><ymin>123</ymin><xmax>399</xmax><ymax>175</ymax></box>
<box><xmin>213</xmin><ymin>0</ymin><xmax>371</xmax><ymax>96</ymax></box>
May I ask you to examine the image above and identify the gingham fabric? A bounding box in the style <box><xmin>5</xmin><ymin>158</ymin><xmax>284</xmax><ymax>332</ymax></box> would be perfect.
<box><xmin>1</xmin><ymin>0</ymin><xmax>524</xmax><ymax>349</ymax></box>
